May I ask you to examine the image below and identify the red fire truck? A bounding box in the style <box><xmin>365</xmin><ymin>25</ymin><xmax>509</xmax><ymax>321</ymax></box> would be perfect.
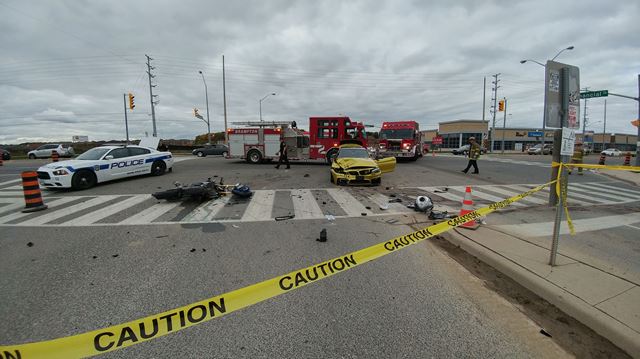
<box><xmin>377</xmin><ymin>121</ymin><xmax>422</xmax><ymax>160</ymax></box>
<box><xmin>227</xmin><ymin>117</ymin><xmax>368</xmax><ymax>164</ymax></box>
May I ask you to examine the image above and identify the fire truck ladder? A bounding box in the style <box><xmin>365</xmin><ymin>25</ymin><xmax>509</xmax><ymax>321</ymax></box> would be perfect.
<box><xmin>231</xmin><ymin>121</ymin><xmax>291</xmax><ymax>128</ymax></box>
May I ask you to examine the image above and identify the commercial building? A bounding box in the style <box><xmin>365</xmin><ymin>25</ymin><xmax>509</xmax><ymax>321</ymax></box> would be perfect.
<box><xmin>421</xmin><ymin>119</ymin><xmax>637</xmax><ymax>152</ymax></box>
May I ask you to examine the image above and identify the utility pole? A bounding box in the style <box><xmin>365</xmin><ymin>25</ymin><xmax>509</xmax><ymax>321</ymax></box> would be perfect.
<box><xmin>501</xmin><ymin>97</ymin><xmax>507</xmax><ymax>154</ymax></box>
<box><xmin>490</xmin><ymin>73</ymin><xmax>500</xmax><ymax>152</ymax></box>
<box><xmin>581</xmin><ymin>87</ymin><xmax>589</xmax><ymax>142</ymax></box>
<box><xmin>222</xmin><ymin>55</ymin><xmax>228</xmax><ymax>145</ymax></box>
<box><xmin>602</xmin><ymin>99</ymin><xmax>607</xmax><ymax>152</ymax></box>
<box><xmin>146</xmin><ymin>54</ymin><xmax>158</xmax><ymax>137</ymax></box>
<box><xmin>482</xmin><ymin>76</ymin><xmax>486</xmax><ymax>143</ymax></box>
<box><xmin>637</xmin><ymin>74</ymin><xmax>640</xmax><ymax>166</ymax></box>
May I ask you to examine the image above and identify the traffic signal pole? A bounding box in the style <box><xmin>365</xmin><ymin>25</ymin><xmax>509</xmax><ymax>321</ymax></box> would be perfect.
<box><xmin>123</xmin><ymin>94</ymin><xmax>130</xmax><ymax>145</ymax></box>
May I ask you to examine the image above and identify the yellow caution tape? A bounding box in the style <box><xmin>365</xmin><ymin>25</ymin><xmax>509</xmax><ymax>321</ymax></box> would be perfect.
<box><xmin>551</xmin><ymin>161</ymin><xmax>639</xmax><ymax>236</ymax></box>
<box><xmin>0</xmin><ymin>180</ymin><xmax>555</xmax><ymax>359</ymax></box>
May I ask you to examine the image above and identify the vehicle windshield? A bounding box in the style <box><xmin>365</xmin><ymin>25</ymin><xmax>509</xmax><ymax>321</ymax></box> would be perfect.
<box><xmin>337</xmin><ymin>147</ymin><xmax>370</xmax><ymax>159</ymax></box>
<box><xmin>380</xmin><ymin>129</ymin><xmax>414</xmax><ymax>139</ymax></box>
<box><xmin>76</xmin><ymin>147</ymin><xmax>111</xmax><ymax>160</ymax></box>
<box><xmin>531</xmin><ymin>144</ymin><xmax>543</xmax><ymax>149</ymax></box>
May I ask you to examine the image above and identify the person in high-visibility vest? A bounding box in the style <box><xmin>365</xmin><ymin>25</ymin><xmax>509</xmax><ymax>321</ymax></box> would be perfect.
<box><xmin>461</xmin><ymin>137</ymin><xmax>481</xmax><ymax>174</ymax></box>
<box><xmin>568</xmin><ymin>142</ymin><xmax>584</xmax><ymax>175</ymax></box>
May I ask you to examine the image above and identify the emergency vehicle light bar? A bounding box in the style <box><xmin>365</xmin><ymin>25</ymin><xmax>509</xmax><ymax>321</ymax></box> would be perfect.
<box><xmin>231</xmin><ymin>121</ymin><xmax>291</xmax><ymax>127</ymax></box>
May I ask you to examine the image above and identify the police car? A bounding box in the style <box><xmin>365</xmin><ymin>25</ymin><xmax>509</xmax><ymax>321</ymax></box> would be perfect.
<box><xmin>36</xmin><ymin>145</ymin><xmax>174</xmax><ymax>190</ymax></box>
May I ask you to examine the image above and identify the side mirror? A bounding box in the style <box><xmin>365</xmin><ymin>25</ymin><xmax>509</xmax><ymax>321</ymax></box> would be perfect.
<box><xmin>104</xmin><ymin>155</ymin><xmax>114</xmax><ymax>160</ymax></box>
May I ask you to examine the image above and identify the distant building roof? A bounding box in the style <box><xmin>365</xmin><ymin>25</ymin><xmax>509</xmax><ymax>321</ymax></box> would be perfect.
<box><xmin>439</xmin><ymin>119</ymin><xmax>489</xmax><ymax>125</ymax></box>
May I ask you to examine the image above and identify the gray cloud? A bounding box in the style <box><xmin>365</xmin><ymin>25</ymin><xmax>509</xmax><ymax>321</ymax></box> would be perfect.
<box><xmin>1</xmin><ymin>0</ymin><xmax>638</xmax><ymax>144</ymax></box>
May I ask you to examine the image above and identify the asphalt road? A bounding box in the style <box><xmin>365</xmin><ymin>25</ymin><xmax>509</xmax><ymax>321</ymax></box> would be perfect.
<box><xmin>1</xmin><ymin>153</ymin><xmax>635</xmax><ymax>357</ymax></box>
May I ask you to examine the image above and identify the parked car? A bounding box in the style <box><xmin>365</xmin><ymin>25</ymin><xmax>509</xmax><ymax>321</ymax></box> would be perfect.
<box><xmin>452</xmin><ymin>144</ymin><xmax>487</xmax><ymax>155</ymax></box>
<box><xmin>527</xmin><ymin>143</ymin><xmax>552</xmax><ymax>155</ymax></box>
<box><xmin>28</xmin><ymin>144</ymin><xmax>74</xmax><ymax>159</ymax></box>
<box><xmin>192</xmin><ymin>144</ymin><xmax>229</xmax><ymax>157</ymax></box>
<box><xmin>601</xmin><ymin>148</ymin><xmax>622</xmax><ymax>157</ymax></box>
<box><xmin>0</xmin><ymin>148</ymin><xmax>10</xmax><ymax>160</ymax></box>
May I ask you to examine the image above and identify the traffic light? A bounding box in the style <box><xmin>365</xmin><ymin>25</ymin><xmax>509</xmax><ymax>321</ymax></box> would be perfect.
<box><xmin>498</xmin><ymin>99</ymin><xmax>504</xmax><ymax>112</ymax></box>
<box><xmin>128</xmin><ymin>93</ymin><xmax>135</xmax><ymax>110</ymax></box>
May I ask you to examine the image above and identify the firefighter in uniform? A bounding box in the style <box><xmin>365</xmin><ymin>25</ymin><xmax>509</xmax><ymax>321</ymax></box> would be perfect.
<box><xmin>461</xmin><ymin>137</ymin><xmax>481</xmax><ymax>174</ymax></box>
<box><xmin>568</xmin><ymin>142</ymin><xmax>584</xmax><ymax>175</ymax></box>
<box><xmin>275</xmin><ymin>139</ymin><xmax>290</xmax><ymax>169</ymax></box>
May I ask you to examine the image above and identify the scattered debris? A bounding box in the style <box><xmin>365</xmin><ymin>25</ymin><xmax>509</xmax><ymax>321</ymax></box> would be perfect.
<box><xmin>325</xmin><ymin>214</ymin><xmax>335</xmax><ymax>221</ymax></box>
<box><xmin>434</xmin><ymin>188</ymin><xmax>449</xmax><ymax>193</ymax></box>
<box><xmin>303</xmin><ymin>174</ymin><xmax>310</xmax><ymax>177</ymax></box>
<box><xmin>156</xmin><ymin>235</ymin><xmax>168</xmax><ymax>238</ymax></box>
<box><xmin>202</xmin><ymin>248</ymin><xmax>206</xmax><ymax>252</ymax></box>
<box><xmin>379</xmin><ymin>203</ymin><xmax>389</xmax><ymax>210</ymax></box>
<box><xmin>92</xmin><ymin>255</ymin><xmax>97</xmax><ymax>259</ymax></box>
<box><xmin>27</xmin><ymin>242</ymin><xmax>34</xmax><ymax>247</ymax></box>
<box><xmin>365</xmin><ymin>206</ymin><xmax>372</xmax><ymax>210</ymax></box>
<box><xmin>112</xmin><ymin>254</ymin><xmax>119</xmax><ymax>258</ymax></box>
<box><xmin>428</xmin><ymin>211</ymin><xmax>449</xmax><ymax>220</ymax></box>
<box><xmin>385</xmin><ymin>218</ymin><xmax>398</xmax><ymax>224</ymax></box>
<box><xmin>275</xmin><ymin>214</ymin><xmax>295</xmax><ymax>221</ymax></box>
<box><xmin>232</xmin><ymin>224</ymin><xmax>240</xmax><ymax>228</ymax></box>
<box><xmin>389</xmin><ymin>194</ymin><xmax>396</xmax><ymax>198</ymax></box>
<box><xmin>385</xmin><ymin>187</ymin><xmax>390</xmax><ymax>190</ymax></box>
<box><xmin>389</xmin><ymin>198</ymin><xmax>402</xmax><ymax>203</ymax></box>
<box><xmin>190</xmin><ymin>248</ymin><xmax>196</xmax><ymax>253</ymax></box>
<box><xmin>361</xmin><ymin>213</ymin><xmax>367</xmax><ymax>216</ymax></box>
<box><xmin>317</xmin><ymin>228</ymin><xmax>327</xmax><ymax>242</ymax></box>
<box><xmin>414</xmin><ymin>196</ymin><xmax>433</xmax><ymax>213</ymax></box>
<box><xmin>539</xmin><ymin>328</ymin><xmax>552</xmax><ymax>338</ymax></box>
<box><xmin>322</xmin><ymin>201</ymin><xmax>327</xmax><ymax>205</ymax></box>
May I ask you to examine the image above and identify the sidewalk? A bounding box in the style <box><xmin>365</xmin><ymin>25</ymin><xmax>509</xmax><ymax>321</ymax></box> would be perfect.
<box><xmin>442</xmin><ymin>224</ymin><xmax>640</xmax><ymax>357</ymax></box>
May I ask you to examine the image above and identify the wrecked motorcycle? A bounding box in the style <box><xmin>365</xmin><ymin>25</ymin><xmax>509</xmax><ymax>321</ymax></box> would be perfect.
<box><xmin>152</xmin><ymin>177</ymin><xmax>252</xmax><ymax>201</ymax></box>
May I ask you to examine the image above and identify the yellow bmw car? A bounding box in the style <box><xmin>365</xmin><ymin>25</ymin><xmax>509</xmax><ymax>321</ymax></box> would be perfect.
<box><xmin>330</xmin><ymin>144</ymin><xmax>396</xmax><ymax>186</ymax></box>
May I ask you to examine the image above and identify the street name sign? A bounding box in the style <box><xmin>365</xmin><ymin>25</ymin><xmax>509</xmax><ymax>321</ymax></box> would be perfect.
<box><xmin>528</xmin><ymin>131</ymin><xmax>543</xmax><ymax>137</ymax></box>
<box><xmin>580</xmin><ymin>90</ymin><xmax>608</xmax><ymax>99</ymax></box>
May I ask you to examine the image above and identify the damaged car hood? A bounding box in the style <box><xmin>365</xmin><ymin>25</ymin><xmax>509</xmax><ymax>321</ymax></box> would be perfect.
<box><xmin>333</xmin><ymin>157</ymin><xmax>377</xmax><ymax>169</ymax></box>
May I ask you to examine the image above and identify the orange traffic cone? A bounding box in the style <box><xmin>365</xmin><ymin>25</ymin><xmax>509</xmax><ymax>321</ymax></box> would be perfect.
<box><xmin>459</xmin><ymin>186</ymin><xmax>479</xmax><ymax>229</ymax></box>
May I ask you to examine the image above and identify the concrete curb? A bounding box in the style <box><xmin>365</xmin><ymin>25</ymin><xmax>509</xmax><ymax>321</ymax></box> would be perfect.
<box><xmin>441</xmin><ymin>229</ymin><xmax>640</xmax><ymax>358</ymax></box>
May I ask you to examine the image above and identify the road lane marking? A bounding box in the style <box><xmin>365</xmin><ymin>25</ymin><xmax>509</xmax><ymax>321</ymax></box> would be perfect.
<box><xmin>241</xmin><ymin>190</ymin><xmax>275</xmax><ymax>221</ymax></box>
<box><xmin>570</xmin><ymin>183</ymin><xmax>640</xmax><ymax>202</ymax></box>
<box><xmin>326</xmin><ymin>188</ymin><xmax>373</xmax><ymax>216</ymax></box>
<box><xmin>418</xmin><ymin>186</ymin><xmax>463</xmax><ymax>202</ymax></box>
<box><xmin>0</xmin><ymin>179</ymin><xmax>21</xmax><ymax>187</ymax></box>
<box><xmin>486</xmin><ymin>185</ymin><xmax>546</xmax><ymax>205</ymax></box>
<box><xmin>369</xmin><ymin>193</ymin><xmax>412</xmax><ymax>214</ymax></box>
<box><xmin>18</xmin><ymin>196</ymin><xmax>119</xmax><ymax>225</ymax></box>
<box><xmin>449</xmin><ymin>186</ymin><xmax>526</xmax><ymax>207</ymax></box>
<box><xmin>291</xmin><ymin>189</ymin><xmax>324</xmax><ymax>219</ymax></box>
<box><xmin>0</xmin><ymin>197</ymin><xmax>80</xmax><ymax>224</ymax></box>
<box><xmin>118</xmin><ymin>201</ymin><xmax>182</xmax><ymax>224</ymax></box>
<box><xmin>182</xmin><ymin>197</ymin><xmax>231</xmax><ymax>222</ymax></box>
<box><xmin>580</xmin><ymin>182</ymin><xmax>640</xmax><ymax>196</ymax></box>
<box><xmin>61</xmin><ymin>195</ymin><xmax>151</xmax><ymax>225</ymax></box>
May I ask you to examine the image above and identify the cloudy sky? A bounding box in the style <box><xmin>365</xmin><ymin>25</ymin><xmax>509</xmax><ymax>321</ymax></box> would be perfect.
<box><xmin>1</xmin><ymin>0</ymin><xmax>638</xmax><ymax>144</ymax></box>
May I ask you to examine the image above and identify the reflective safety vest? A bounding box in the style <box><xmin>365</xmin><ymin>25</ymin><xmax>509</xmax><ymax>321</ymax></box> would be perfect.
<box><xmin>469</xmin><ymin>143</ymin><xmax>481</xmax><ymax>160</ymax></box>
<box><xmin>572</xmin><ymin>148</ymin><xmax>584</xmax><ymax>161</ymax></box>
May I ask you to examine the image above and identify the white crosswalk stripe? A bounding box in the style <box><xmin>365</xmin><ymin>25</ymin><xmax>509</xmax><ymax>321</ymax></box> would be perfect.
<box><xmin>119</xmin><ymin>201</ymin><xmax>182</xmax><ymax>224</ymax></box>
<box><xmin>0</xmin><ymin>182</ymin><xmax>637</xmax><ymax>227</ymax></box>
<box><xmin>241</xmin><ymin>190</ymin><xmax>275</xmax><ymax>221</ymax></box>
<box><xmin>0</xmin><ymin>179</ymin><xmax>21</xmax><ymax>187</ymax></box>
<box><xmin>61</xmin><ymin>195</ymin><xmax>150</xmax><ymax>225</ymax></box>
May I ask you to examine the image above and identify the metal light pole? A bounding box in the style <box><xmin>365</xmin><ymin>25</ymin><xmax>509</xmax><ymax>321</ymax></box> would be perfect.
<box><xmin>603</xmin><ymin>99</ymin><xmax>607</xmax><ymax>152</ymax></box>
<box><xmin>259</xmin><ymin>93</ymin><xmax>276</xmax><ymax>122</ymax></box>
<box><xmin>520</xmin><ymin>46</ymin><xmax>574</xmax><ymax>145</ymax></box>
<box><xmin>637</xmin><ymin>74</ymin><xmax>640</xmax><ymax>167</ymax></box>
<box><xmin>198</xmin><ymin>71</ymin><xmax>212</xmax><ymax>145</ymax></box>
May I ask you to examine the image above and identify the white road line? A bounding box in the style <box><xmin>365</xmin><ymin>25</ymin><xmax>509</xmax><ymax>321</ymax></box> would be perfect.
<box><xmin>291</xmin><ymin>189</ymin><xmax>324</xmax><ymax>219</ymax></box>
<box><xmin>0</xmin><ymin>197</ymin><xmax>80</xmax><ymax>224</ymax></box>
<box><xmin>449</xmin><ymin>186</ymin><xmax>526</xmax><ymax>207</ymax></box>
<box><xmin>1</xmin><ymin>185</ymin><xmax>22</xmax><ymax>190</ymax></box>
<box><xmin>241</xmin><ymin>190</ymin><xmax>275</xmax><ymax>221</ymax></box>
<box><xmin>0</xmin><ymin>202</ymin><xmax>29</xmax><ymax>214</ymax></box>
<box><xmin>530</xmin><ymin>186</ymin><xmax>597</xmax><ymax>206</ymax></box>
<box><xmin>19</xmin><ymin>196</ymin><xmax>119</xmax><ymax>225</ymax></box>
<box><xmin>488</xmin><ymin>185</ymin><xmax>547</xmax><ymax>204</ymax></box>
<box><xmin>561</xmin><ymin>186</ymin><xmax>620</xmax><ymax>205</ymax></box>
<box><xmin>570</xmin><ymin>183</ymin><xmax>640</xmax><ymax>202</ymax></box>
<box><xmin>326</xmin><ymin>188</ymin><xmax>373</xmax><ymax>216</ymax></box>
<box><xmin>0</xmin><ymin>179</ymin><xmax>21</xmax><ymax>186</ymax></box>
<box><xmin>173</xmin><ymin>157</ymin><xmax>196</xmax><ymax>163</ymax></box>
<box><xmin>62</xmin><ymin>195</ymin><xmax>151</xmax><ymax>225</ymax></box>
<box><xmin>584</xmin><ymin>182</ymin><xmax>640</xmax><ymax>196</ymax></box>
<box><xmin>119</xmin><ymin>201</ymin><xmax>182</xmax><ymax>224</ymax></box>
<box><xmin>369</xmin><ymin>193</ymin><xmax>412</xmax><ymax>214</ymax></box>
<box><xmin>496</xmin><ymin>212</ymin><xmax>640</xmax><ymax>236</ymax></box>
<box><xmin>418</xmin><ymin>186</ymin><xmax>463</xmax><ymax>202</ymax></box>
<box><xmin>182</xmin><ymin>197</ymin><xmax>231</xmax><ymax>222</ymax></box>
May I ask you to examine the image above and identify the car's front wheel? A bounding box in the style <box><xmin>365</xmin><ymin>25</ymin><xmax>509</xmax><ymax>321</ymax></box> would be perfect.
<box><xmin>196</xmin><ymin>151</ymin><xmax>205</xmax><ymax>157</ymax></box>
<box><xmin>28</xmin><ymin>154</ymin><xmax>36</xmax><ymax>159</ymax></box>
<box><xmin>71</xmin><ymin>170</ymin><xmax>96</xmax><ymax>190</ymax></box>
<box><xmin>151</xmin><ymin>160</ymin><xmax>167</xmax><ymax>176</ymax></box>
<box><xmin>221</xmin><ymin>151</ymin><xmax>228</xmax><ymax>157</ymax></box>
